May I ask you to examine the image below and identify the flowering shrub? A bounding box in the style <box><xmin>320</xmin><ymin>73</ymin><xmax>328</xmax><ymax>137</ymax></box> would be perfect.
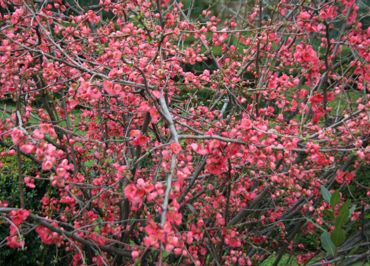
<box><xmin>0</xmin><ymin>0</ymin><xmax>369</xmax><ymax>265</ymax></box>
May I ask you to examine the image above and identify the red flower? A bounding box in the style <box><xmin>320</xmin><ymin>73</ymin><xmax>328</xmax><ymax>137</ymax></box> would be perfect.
<box><xmin>130</xmin><ymin>130</ymin><xmax>149</xmax><ymax>147</ymax></box>
<box><xmin>170</xmin><ymin>142</ymin><xmax>182</xmax><ymax>154</ymax></box>
<box><xmin>35</xmin><ymin>224</ymin><xmax>63</xmax><ymax>245</ymax></box>
<box><xmin>6</xmin><ymin>235</ymin><xmax>24</xmax><ymax>249</ymax></box>
<box><xmin>11</xmin><ymin>128</ymin><xmax>26</xmax><ymax>145</ymax></box>
<box><xmin>206</xmin><ymin>155</ymin><xmax>227</xmax><ymax>175</ymax></box>
<box><xmin>9</xmin><ymin>209</ymin><xmax>30</xmax><ymax>226</ymax></box>
<box><xmin>312</xmin><ymin>106</ymin><xmax>325</xmax><ymax>124</ymax></box>
<box><xmin>24</xmin><ymin>176</ymin><xmax>35</xmax><ymax>189</ymax></box>
<box><xmin>310</xmin><ymin>94</ymin><xmax>324</xmax><ymax>105</ymax></box>
<box><xmin>336</xmin><ymin>170</ymin><xmax>355</xmax><ymax>184</ymax></box>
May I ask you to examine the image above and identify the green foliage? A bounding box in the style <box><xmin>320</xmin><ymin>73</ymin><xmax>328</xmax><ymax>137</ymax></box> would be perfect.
<box><xmin>0</xmin><ymin>146</ymin><xmax>67</xmax><ymax>265</ymax></box>
<box><xmin>320</xmin><ymin>185</ymin><xmax>331</xmax><ymax>204</ymax></box>
<box><xmin>320</xmin><ymin>231</ymin><xmax>336</xmax><ymax>256</ymax></box>
<box><xmin>347</xmin><ymin>165</ymin><xmax>370</xmax><ymax>201</ymax></box>
<box><xmin>0</xmin><ymin>149</ymin><xmax>37</xmax><ymax>208</ymax></box>
<box><xmin>260</xmin><ymin>254</ymin><xmax>299</xmax><ymax>266</ymax></box>
<box><xmin>181</xmin><ymin>0</ymin><xmax>220</xmax><ymax>19</ymax></box>
<box><xmin>0</xmin><ymin>231</ymin><xmax>69</xmax><ymax>266</ymax></box>
<box><xmin>331</xmin><ymin>227</ymin><xmax>346</xmax><ymax>247</ymax></box>
<box><xmin>319</xmin><ymin>186</ymin><xmax>357</xmax><ymax>257</ymax></box>
<box><xmin>181</xmin><ymin>56</ymin><xmax>218</xmax><ymax>75</ymax></box>
<box><xmin>66</xmin><ymin>0</ymin><xmax>99</xmax><ymax>8</ymax></box>
<box><xmin>335</xmin><ymin>200</ymin><xmax>350</xmax><ymax>228</ymax></box>
<box><xmin>330</xmin><ymin>191</ymin><xmax>340</xmax><ymax>209</ymax></box>
<box><xmin>176</xmin><ymin>87</ymin><xmax>218</xmax><ymax>107</ymax></box>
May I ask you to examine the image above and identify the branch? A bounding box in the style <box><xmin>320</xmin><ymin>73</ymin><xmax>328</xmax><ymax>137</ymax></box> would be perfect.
<box><xmin>158</xmin><ymin>92</ymin><xmax>179</xmax><ymax>226</ymax></box>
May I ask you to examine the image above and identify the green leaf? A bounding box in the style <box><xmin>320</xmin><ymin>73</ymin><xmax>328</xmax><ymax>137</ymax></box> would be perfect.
<box><xmin>331</xmin><ymin>227</ymin><xmax>346</xmax><ymax>247</ymax></box>
<box><xmin>323</xmin><ymin>209</ymin><xmax>334</xmax><ymax>221</ymax></box>
<box><xmin>336</xmin><ymin>200</ymin><xmax>350</xmax><ymax>227</ymax></box>
<box><xmin>330</xmin><ymin>191</ymin><xmax>340</xmax><ymax>208</ymax></box>
<box><xmin>321</xmin><ymin>231</ymin><xmax>336</xmax><ymax>256</ymax></box>
<box><xmin>162</xmin><ymin>250</ymin><xmax>170</xmax><ymax>259</ymax></box>
<box><xmin>94</xmin><ymin>225</ymin><xmax>100</xmax><ymax>233</ymax></box>
<box><xmin>320</xmin><ymin>185</ymin><xmax>331</xmax><ymax>203</ymax></box>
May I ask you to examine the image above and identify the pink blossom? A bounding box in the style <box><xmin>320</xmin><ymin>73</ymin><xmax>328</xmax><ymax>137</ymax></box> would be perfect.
<box><xmin>9</xmin><ymin>209</ymin><xmax>30</xmax><ymax>226</ymax></box>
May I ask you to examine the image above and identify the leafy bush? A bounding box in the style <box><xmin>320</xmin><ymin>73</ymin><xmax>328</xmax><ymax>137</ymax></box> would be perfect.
<box><xmin>0</xmin><ymin>0</ymin><xmax>369</xmax><ymax>265</ymax></box>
